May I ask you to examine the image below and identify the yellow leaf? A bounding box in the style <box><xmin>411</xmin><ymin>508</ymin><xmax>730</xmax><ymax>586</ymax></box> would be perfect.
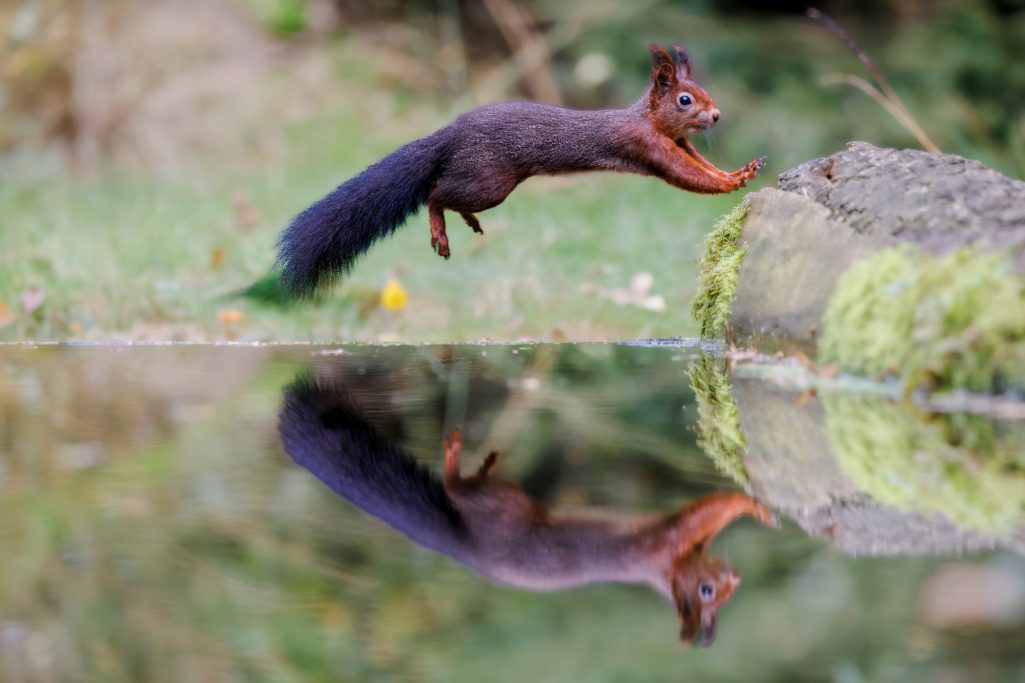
<box><xmin>217</xmin><ymin>308</ymin><xmax>243</xmax><ymax>324</ymax></box>
<box><xmin>211</xmin><ymin>248</ymin><xmax>226</xmax><ymax>270</ymax></box>
<box><xmin>217</xmin><ymin>308</ymin><xmax>243</xmax><ymax>341</ymax></box>
<box><xmin>379</xmin><ymin>279</ymin><xmax>408</xmax><ymax>312</ymax></box>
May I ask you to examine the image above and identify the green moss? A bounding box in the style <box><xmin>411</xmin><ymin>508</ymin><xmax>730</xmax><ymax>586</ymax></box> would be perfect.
<box><xmin>687</xmin><ymin>354</ymin><xmax>750</xmax><ymax>487</ymax></box>
<box><xmin>691</xmin><ymin>201</ymin><xmax>751</xmax><ymax>338</ymax></box>
<box><xmin>823</xmin><ymin>394</ymin><xmax>1025</xmax><ymax>536</ymax></box>
<box><xmin>819</xmin><ymin>246</ymin><xmax>1025</xmax><ymax>392</ymax></box>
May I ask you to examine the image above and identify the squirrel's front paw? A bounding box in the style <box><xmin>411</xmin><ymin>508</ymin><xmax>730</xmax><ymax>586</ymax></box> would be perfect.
<box><xmin>735</xmin><ymin>156</ymin><xmax>766</xmax><ymax>186</ymax></box>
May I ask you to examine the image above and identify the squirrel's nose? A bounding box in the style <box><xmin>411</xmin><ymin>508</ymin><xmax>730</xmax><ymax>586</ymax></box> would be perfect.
<box><xmin>711</xmin><ymin>109</ymin><xmax>721</xmax><ymax>123</ymax></box>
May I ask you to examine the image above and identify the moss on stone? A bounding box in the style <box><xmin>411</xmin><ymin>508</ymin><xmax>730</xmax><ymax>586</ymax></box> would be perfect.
<box><xmin>687</xmin><ymin>354</ymin><xmax>750</xmax><ymax>487</ymax></box>
<box><xmin>823</xmin><ymin>394</ymin><xmax>1025</xmax><ymax>536</ymax></box>
<box><xmin>819</xmin><ymin>246</ymin><xmax>1025</xmax><ymax>392</ymax></box>
<box><xmin>691</xmin><ymin>201</ymin><xmax>750</xmax><ymax>338</ymax></box>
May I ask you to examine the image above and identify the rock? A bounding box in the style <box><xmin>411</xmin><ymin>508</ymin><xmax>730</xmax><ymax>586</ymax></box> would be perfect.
<box><xmin>695</xmin><ymin>142</ymin><xmax>1025</xmax><ymax>392</ymax></box>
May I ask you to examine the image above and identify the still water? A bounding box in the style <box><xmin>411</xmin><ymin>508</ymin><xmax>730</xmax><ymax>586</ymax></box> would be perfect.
<box><xmin>1</xmin><ymin>343</ymin><xmax>1023</xmax><ymax>682</ymax></box>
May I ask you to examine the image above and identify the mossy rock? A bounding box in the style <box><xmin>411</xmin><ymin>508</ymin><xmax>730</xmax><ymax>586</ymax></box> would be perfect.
<box><xmin>820</xmin><ymin>246</ymin><xmax>1025</xmax><ymax>392</ymax></box>
<box><xmin>691</xmin><ymin>202</ymin><xmax>750</xmax><ymax>338</ymax></box>
<box><xmin>690</xmin><ymin>141</ymin><xmax>1025</xmax><ymax>393</ymax></box>
<box><xmin>823</xmin><ymin>393</ymin><xmax>1025</xmax><ymax>537</ymax></box>
<box><xmin>722</xmin><ymin>369</ymin><xmax>1021</xmax><ymax>554</ymax></box>
<box><xmin>687</xmin><ymin>353</ymin><xmax>750</xmax><ymax>487</ymax></box>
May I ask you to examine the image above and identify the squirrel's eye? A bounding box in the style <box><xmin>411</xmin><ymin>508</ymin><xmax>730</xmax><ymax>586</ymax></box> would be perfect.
<box><xmin>699</xmin><ymin>584</ymin><xmax>714</xmax><ymax>600</ymax></box>
<box><xmin>677</xmin><ymin>93</ymin><xmax>693</xmax><ymax>107</ymax></box>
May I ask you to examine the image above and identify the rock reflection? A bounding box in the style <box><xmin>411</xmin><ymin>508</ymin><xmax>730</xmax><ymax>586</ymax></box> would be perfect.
<box><xmin>690</xmin><ymin>353</ymin><xmax>1025</xmax><ymax>555</ymax></box>
<box><xmin>278</xmin><ymin>372</ymin><xmax>776</xmax><ymax>646</ymax></box>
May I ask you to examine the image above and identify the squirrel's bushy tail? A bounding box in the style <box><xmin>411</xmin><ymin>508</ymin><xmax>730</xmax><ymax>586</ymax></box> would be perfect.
<box><xmin>278</xmin><ymin>376</ymin><xmax>470</xmax><ymax>555</ymax></box>
<box><xmin>276</xmin><ymin>129</ymin><xmax>453</xmax><ymax>294</ymax></box>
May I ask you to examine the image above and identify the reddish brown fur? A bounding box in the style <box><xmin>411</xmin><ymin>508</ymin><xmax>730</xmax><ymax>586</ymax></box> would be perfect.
<box><xmin>277</xmin><ymin>42</ymin><xmax>765</xmax><ymax>290</ymax></box>
<box><xmin>442</xmin><ymin>429</ymin><xmax>775</xmax><ymax>646</ymax></box>
<box><xmin>423</xmin><ymin>43</ymin><xmax>765</xmax><ymax>259</ymax></box>
<box><xmin>279</xmin><ymin>377</ymin><xmax>776</xmax><ymax>648</ymax></box>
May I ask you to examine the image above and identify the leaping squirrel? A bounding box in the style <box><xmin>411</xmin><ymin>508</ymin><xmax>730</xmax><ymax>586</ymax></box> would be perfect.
<box><xmin>276</xmin><ymin>44</ymin><xmax>766</xmax><ymax>293</ymax></box>
<box><xmin>278</xmin><ymin>376</ymin><xmax>776</xmax><ymax>645</ymax></box>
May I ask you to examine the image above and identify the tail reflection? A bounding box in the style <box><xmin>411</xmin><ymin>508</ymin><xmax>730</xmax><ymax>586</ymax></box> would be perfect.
<box><xmin>278</xmin><ymin>375</ymin><xmax>775</xmax><ymax>646</ymax></box>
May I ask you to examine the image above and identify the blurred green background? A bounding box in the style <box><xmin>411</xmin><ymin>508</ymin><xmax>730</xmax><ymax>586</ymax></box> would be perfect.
<box><xmin>2</xmin><ymin>0</ymin><xmax>1024</xmax><ymax>342</ymax></box>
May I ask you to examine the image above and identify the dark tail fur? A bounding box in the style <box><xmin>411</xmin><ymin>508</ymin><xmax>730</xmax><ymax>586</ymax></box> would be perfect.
<box><xmin>276</xmin><ymin>129</ymin><xmax>453</xmax><ymax>294</ymax></box>
<box><xmin>278</xmin><ymin>375</ymin><xmax>471</xmax><ymax>556</ymax></box>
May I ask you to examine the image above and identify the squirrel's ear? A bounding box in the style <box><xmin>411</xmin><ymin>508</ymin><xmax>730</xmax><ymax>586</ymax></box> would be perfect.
<box><xmin>700</xmin><ymin>611</ymin><xmax>718</xmax><ymax>647</ymax></box>
<box><xmin>672</xmin><ymin>44</ymin><xmax>693</xmax><ymax>80</ymax></box>
<box><xmin>648</xmin><ymin>43</ymin><xmax>675</xmax><ymax>95</ymax></box>
<box><xmin>677</xmin><ymin>594</ymin><xmax>701</xmax><ymax>645</ymax></box>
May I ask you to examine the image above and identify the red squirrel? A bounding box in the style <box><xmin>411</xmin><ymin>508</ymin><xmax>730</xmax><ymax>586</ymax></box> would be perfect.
<box><xmin>277</xmin><ymin>44</ymin><xmax>766</xmax><ymax>293</ymax></box>
<box><xmin>278</xmin><ymin>377</ymin><xmax>776</xmax><ymax>645</ymax></box>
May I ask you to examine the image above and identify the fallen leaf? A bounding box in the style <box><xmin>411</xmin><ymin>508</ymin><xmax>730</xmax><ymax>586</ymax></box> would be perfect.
<box><xmin>217</xmin><ymin>308</ymin><xmax>243</xmax><ymax>341</ymax></box>
<box><xmin>379</xmin><ymin>279</ymin><xmax>408</xmax><ymax>311</ymax></box>
<box><xmin>608</xmin><ymin>288</ymin><xmax>631</xmax><ymax>306</ymax></box>
<box><xmin>0</xmin><ymin>300</ymin><xmax>14</xmax><ymax>328</ymax></box>
<box><xmin>794</xmin><ymin>388</ymin><xmax>818</xmax><ymax>407</ymax></box>
<box><xmin>816</xmin><ymin>364</ymin><xmax>841</xmax><ymax>379</ymax></box>
<box><xmin>211</xmin><ymin>248</ymin><xmax>226</xmax><ymax>270</ymax></box>
<box><xmin>232</xmin><ymin>191</ymin><xmax>260</xmax><ymax>229</ymax></box>
<box><xmin>639</xmin><ymin>295</ymin><xmax>666</xmax><ymax>312</ymax></box>
<box><xmin>20</xmin><ymin>287</ymin><xmax>44</xmax><ymax>314</ymax></box>
<box><xmin>218</xmin><ymin>308</ymin><xmax>243</xmax><ymax>323</ymax></box>
<box><xmin>631</xmin><ymin>272</ymin><xmax>654</xmax><ymax>297</ymax></box>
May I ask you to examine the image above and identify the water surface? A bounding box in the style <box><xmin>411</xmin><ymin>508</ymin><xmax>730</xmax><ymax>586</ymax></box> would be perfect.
<box><xmin>1</xmin><ymin>343</ymin><xmax>1023</xmax><ymax>682</ymax></box>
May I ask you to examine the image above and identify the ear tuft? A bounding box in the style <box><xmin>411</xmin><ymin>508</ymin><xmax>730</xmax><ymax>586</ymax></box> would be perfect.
<box><xmin>700</xmin><ymin>612</ymin><xmax>718</xmax><ymax>647</ymax></box>
<box><xmin>672</xmin><ymin>44</ymin><xmax>693</xmax><ymax>80</ymax></box>
<box><xmin>648</xmin><ymin>43</ymin><xmax>674</xmax><ymax>68</ymax></box>
<box><xmin>676</xmin><ymin>593</ymin><xmax>701</xmax><ymax>645</ymax></box>
<box><xmin>648</xmin><ymin>44</ymin><xmax>675</xmax><ymax>96</ymax></box>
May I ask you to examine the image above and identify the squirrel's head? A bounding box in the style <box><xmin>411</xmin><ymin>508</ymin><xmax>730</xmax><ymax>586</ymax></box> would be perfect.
<box><xmin>669</xmin><ymin>552</ymin><xmax>740</xmax><ymax>647</ymax></box>
<box><xmin>647</xmin><ymin>44</ymin><xmax>720</xmax><ymax>139</ymax></box>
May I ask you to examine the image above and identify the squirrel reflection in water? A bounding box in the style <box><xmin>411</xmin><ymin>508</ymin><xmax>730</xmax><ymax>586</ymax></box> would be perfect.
<box><xmin>278</xmin><ymin>376</ymin><xmax>776</xmax><ymax>646</ymax></box>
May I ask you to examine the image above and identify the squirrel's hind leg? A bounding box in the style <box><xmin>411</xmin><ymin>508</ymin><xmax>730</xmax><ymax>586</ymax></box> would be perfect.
<box><xmin>443</xmin><ymin>429</ymin><xmax>463</xmax><ymax>485</ymax></box>
<box><xmin>474</xmin><ymin>451</ymin><xmax>500</xmax><ymax>479</ymax></box>
<box><xmin>428</xmin><ymin>202</ymin><xmax>451</xmax><ymax>259</ymax></box>
<box><xmin>460</xmin><ymin>212</ymin><xmax>484</xmax><ymax>235</ymax></box>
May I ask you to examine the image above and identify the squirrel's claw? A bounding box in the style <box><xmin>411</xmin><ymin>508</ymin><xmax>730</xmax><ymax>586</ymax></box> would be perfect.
<box><xmin>733</xmin><ymin>156</ymin><xmax>766</xmax><ymax>187</ymax></box>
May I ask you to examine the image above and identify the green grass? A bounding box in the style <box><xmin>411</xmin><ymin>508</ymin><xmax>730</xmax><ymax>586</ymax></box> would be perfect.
<box><xmin>0</xmin><ymin>93</ymin><xmax>746</xmax><ymax>343</ymax></box>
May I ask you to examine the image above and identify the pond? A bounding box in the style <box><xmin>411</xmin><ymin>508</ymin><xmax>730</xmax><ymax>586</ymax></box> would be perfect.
<box><xmin>1</xmin><ymin>342</ymin><xmax>1023</xmax><ymax>682</ymax></box>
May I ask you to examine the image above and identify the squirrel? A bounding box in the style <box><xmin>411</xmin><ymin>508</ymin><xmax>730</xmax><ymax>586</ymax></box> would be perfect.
<box><xmin>276</xmin><ymin>43</ymin><xmax>766</xmax><ymax>294</ymax></box>
<box><xmin>278</xmin><ymin>375</ymin><xmax>776</xmax><ymax>646</ymax></box>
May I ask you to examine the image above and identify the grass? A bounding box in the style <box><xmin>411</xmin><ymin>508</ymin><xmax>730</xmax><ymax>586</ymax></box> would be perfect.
<box><xmin>0</xmin><ymin>72</ymin><xmax>746</xmax><ymax>343</ymax></box>
<box><xmin>6</xmin><ymin>1</ymin><xmax>1020</xmax><ymax>345</ymax></box>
